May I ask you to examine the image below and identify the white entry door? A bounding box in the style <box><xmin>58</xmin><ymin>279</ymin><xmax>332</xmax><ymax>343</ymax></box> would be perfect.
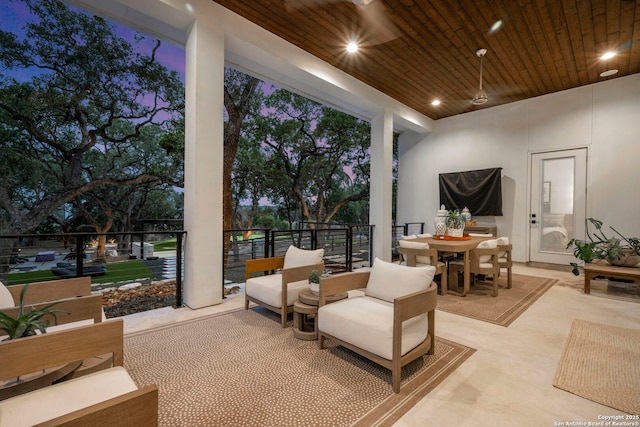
<box><xmin>530</xmin><ymin>148</ymin><xmax>587</xmax><ymax>264</ymax></box>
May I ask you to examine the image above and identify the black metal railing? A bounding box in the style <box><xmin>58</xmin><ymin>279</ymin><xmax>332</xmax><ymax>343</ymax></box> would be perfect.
<box><xmin>0</xmin><ymin>231</ymin><xmax>185</xmax><ymax>307</ymax></box>
<box><xmin>1</xmin><ymin>221</ymin><xmax>421</xmax><ymax>315</ymax></box>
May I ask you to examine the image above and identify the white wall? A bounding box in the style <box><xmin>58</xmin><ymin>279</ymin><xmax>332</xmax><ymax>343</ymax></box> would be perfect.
<box><xmin>397</xmin><ymin>73</ymin><xmax>640</xmax><ymax>262</ymax></box>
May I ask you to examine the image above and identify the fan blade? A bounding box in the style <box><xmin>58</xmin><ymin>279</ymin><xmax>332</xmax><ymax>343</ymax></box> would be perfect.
<box><xmin>284</xmin><ymin>0</ymin><xmax>343</xmax><ymax>13</ymax></box>
<box><xmin>356</xmin><ymin>1</ymin><xmax>401</xmax><ymax>46</ymax></box>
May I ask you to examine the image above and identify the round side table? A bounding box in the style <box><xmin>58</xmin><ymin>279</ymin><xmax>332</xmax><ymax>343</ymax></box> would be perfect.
<box><xmin>292</xmin><ymin>289</ymin><xmax>347</xmax><ymax>341</ymax></box>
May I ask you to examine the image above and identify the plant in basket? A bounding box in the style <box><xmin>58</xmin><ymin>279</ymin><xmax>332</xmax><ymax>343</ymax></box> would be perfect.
<box><xmin>567</xmin><ymin>218</ymin><xmax>640</xmax><ymax>273</ymax></box>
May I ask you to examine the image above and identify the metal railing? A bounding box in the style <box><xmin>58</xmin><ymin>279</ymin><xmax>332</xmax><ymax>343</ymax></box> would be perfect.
<box><xmin>1</xmin><ymin>221</ymin><xmax>421</xmax><ymax>315</ymax></box>
<box><xmin>0</xmin><ymin>231</ymin><xmax>185</xmax><ymax>307</ymax></box>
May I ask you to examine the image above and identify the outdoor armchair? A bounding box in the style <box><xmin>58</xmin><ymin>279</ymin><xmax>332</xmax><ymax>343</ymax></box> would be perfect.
<box><xmin>317</xmin><ymin>258</ymin><xmax>437</xmax><ymax>393</ymax></box>
<box><xmin>245</xmin><ymin>246</ymin><xmax>324</xmax><ymax>327</ymax></box>
<box><xmin>0</xmin><ymin>319</ymin><xmax>158</xmax><ymax>426</ymax></box>
<box><xmin>0</xmin><ymin>277</ymin><xmax>104</xmax><ymax>325</ymax></box>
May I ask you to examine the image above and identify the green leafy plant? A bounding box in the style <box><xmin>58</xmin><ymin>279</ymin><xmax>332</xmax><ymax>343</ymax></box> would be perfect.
<box><xmin>567</xmin><ymin>218</ymin><xmax>640</xmax><ymax>267</ymax></box>
<box><xmin>0</xmin><ymin>285</ymin><xmax>67</xmax><ymax>340</ymax></box>
<box><xmin>308</xmin><ymin>270</ymin><xmax>321</xmax><ymax>284</ymax></box>
<box><xmin>445</xmin><ymin>209</ymin><xmax>465</xmax><ymax>229</ymax></box>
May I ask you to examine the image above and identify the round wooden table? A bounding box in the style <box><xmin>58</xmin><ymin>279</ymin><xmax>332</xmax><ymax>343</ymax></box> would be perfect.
<box><xmin>293</xmin><ymin>288</ymin><xmax>347</xmax><ymax>341</ymax></box>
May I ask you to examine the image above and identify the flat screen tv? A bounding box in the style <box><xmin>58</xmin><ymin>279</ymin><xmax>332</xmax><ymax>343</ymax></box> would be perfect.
<box><xmin>439</xmin><ymin>167</ymin><xmax>503</xmax><ymax>216</ymax></box>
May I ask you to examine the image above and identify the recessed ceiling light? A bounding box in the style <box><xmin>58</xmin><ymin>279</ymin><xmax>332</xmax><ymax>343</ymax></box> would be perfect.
<box><xmin>600</xmin><ymin>51</ymin><xmax>616</xmax><ymax>60</ymax></box>
<box><xmin>346</xmin><ymin>42</ymin><xmax>358</xmax><ymax>53</ymax></box>
<box><xmin>431</xmin><ymin>99</ymin><xmax>441</xmax><ymax>106</ymax></box>
<box><xmin>600</xmin><ymin>69</ymin><xmax>619</xmax><ymax>77</ymax></box>
<box><xmin>489</xmin><ymin>20</ymin><xmax>503</xmax><ymax>34</ymax></box>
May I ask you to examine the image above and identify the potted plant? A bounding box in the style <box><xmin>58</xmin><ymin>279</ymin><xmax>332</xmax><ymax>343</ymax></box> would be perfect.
<box><xmin>0</xmin><ymin>285</ymin><xmax>66</xmax><ymax>340</ymax></box>
<box><xmin>567</xmin><ymin>218</ymin><xmax>640</xmax><ymax>272</ymax></box>
<box><xmin>446</xmin><ymin>209</ymin><xmax>466</xmax><ymax>238</ymax></box>
<box><xmin>308</xmin><ymin>270</ymin><xmax>321</xmax><ymax>295</ymax></box>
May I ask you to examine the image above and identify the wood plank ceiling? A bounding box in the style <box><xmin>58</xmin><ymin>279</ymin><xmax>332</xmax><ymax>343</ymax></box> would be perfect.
<box><xmin>212</xmin><ymin>0</ymin><xmax>640</xmax><ymax>120</ymax></box>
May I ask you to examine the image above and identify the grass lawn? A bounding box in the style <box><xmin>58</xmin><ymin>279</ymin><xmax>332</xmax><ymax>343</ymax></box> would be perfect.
<box><xmin>151</xmin><ymin>239</ymin><xmax>178</xmax><ymax>252</ymax></box>
<box><xmin>7</xmin><ymin>260</ymin><xmax>154</xmax><ymax>286</ymax></box>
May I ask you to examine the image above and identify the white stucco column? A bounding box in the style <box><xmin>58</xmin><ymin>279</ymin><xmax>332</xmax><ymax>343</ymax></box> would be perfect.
<box><xmin>183</xmin><ymin>19</ymin><xmax>224</xmax><ymax>308</ymax></box>
<box><xmin>369</xmin><ymin>109</ymin><xmax>394</xmax><ymax>262</ymax></box>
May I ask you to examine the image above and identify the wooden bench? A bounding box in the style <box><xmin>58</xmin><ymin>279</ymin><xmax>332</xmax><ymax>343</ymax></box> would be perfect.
<box><xmin>583</xmin><ymin>261</ymin><xmax>640</xmax><ymax>294</ymax></box>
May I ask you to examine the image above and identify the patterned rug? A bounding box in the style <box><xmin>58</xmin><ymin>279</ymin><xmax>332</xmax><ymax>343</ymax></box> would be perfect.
<box><xmin>124</xmin><ymin>308</ymin><xmax>475</xmax><ymax>427</ymax></box>
<box><xmin>437</xmin><ymin>274</ymin><xmax>557</xmax><ymax>326</ymax></box>
<box><xmin>553</xmin><ymin>319</ymin><xmax>640</xmax><ymax>414</ymax></box>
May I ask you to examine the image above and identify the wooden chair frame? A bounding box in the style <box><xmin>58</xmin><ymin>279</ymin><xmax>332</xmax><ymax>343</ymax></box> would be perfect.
<box><xmin>4</xmin><ymin>277</ymin><xmax>103</xmax><ymax>325</ymax></box>
<box><xmin>318</xmin><ymin>271</ymin><xmax>437</xmax><ymax>393</ymax></box>
<box><xmin>245</xmin><ymin>257</ymin><xmax>324</xmax><ymax>327</ymax></box>
<box><xmin>449</xmin><ymin>247</ymin><xmax>501</xmax><ymax>296</ymax></box>
<box><xmin>0</xmin><ymin>320</ymin><xmax>158</xmax><ymax>426</ymax></box>
<box><xmin>497</xmin><ymin>243</ymin><xmax>513</xmax><ymax>289</ymax></box>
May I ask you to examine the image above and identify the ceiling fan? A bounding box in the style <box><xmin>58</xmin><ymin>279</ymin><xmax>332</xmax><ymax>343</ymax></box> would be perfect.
<box><xmin>284</xmin><ymin>0</ymin><xmax>401</xmax><ymax>46</ymax></box>
<box><xmin>471</xmin><ymin>48</ymin><xmax>488</xmax><ymax>105</ymax></box>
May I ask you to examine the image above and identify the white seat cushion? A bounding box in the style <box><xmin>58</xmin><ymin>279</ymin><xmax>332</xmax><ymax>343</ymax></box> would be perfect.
<box><xmin>283</xmin><ymin>246</ymin><xmax>324</xmax><ymax>269</ymax></box>
<box><xmin>318</xmin><ymin>296</ymin><xmax>428</xmax><ymax>360</ymax></box>
<box><xmin>365</xmin><ymin>258</ymin><xmax>434</xmax><ymax>303</ymax></box>
<box><xmin>245</xmin><ymin>275</ymin><xmax>309</xmax><ymax>308</ymax></box>
<box><xmin>0</xmin><ymin>366</ymin><xmax>137</xmax><ymax>427</ymax></box>
<box><xmin>0</xmin><ymin>281</ymin><xmax>15</xmax><ymax>309</ymax></box>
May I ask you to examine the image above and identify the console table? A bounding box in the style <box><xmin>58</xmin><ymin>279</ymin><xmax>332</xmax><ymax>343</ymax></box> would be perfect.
<box><xmin>464</xmin><ymin>225</ymin><xmax>498</xmax><ymax>236</ymax></box>
<box><xmin>583</xmin><ymin>262</ymin><xmax>640</xmax><ymax>294</ymax></box>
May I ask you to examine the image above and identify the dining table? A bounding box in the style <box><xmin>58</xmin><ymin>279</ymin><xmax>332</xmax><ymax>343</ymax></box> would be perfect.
<box><xmin>415</xmin><ymin>235</ymin><xmax>492</xmax><ymax>296</ymax></box>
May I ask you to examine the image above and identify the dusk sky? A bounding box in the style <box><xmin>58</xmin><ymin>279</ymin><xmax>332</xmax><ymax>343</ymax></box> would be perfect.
<box><xmin>0</xmin><ymin>0</ymin><xmax>186</xmax><ymax>81</ymax></box>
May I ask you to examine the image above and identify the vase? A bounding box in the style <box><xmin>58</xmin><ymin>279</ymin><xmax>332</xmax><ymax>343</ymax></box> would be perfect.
<box><xmin>309</xmin><ymin>281</ymin><xmax>320</xmax><ymax>295</ymax></box>
<box><xmin>434</xmin><ymin>219</ymin><xmax>447</xmax><ymax>236</ymax></box>
<box><xmin>447</xmin><ymin>227</ymin><xmax>464</xmax><ymax>238</ymax></box>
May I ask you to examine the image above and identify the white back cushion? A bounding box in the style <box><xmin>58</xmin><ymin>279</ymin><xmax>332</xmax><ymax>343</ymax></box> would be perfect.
<box><xmin>496</xmin><ymin>236</ymin><xmax>510</xmax><ymax>257</ymax></box>
<box><xmin>399</xmin><ymin>240</ymin><xmax>431</xmax><ymax>265</ymax></box>
<box><xmin>283</xmin><ymin>246</ymin><xmax>324</xmax><ymax>269</ymax></box>
<box><xmin>0</xmin><ymin>281</ymin><xmax>15</xmax><ymax>309</ymax></box>
<box><xmin>401</xmin><ymin>234</ymin><xmax>417</xmax><ymax>240</ymax></box>
<box><xmin>476</xmin><ymin>239</ymin><xmax>498</xmax><ymax>263</ymax></box>
<box><xmin>365</xmin><ymin>258</ymin><xmax>434</xmax><ymax>303</ymax></box>
<box><xmin>398</xmin><ymin>240</ymin><xmax>429</xmax><ymax>249</ymax></box>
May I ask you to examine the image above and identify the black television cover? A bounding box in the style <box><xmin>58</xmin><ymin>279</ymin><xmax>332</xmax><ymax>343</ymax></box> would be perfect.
<box><xmin>439</xmin><ymin>167</ymin><xmax>503</xmax><ymax>216</ymax></box>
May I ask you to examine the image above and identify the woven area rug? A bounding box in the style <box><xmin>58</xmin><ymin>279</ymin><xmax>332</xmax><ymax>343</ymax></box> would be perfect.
<box><xmin>553</xmin><ymin>319</ymin><xmax>640</xmax><ymax>414</ymax></box>
<box><xmin>437</xmin><ymin>273</ymin><xmax>557</xmax><ymax>326</ymax></box>
<box><xmin>124</xmin><ymin>308</ymin><xmax>475</xmax><ymax>427</ymax></box>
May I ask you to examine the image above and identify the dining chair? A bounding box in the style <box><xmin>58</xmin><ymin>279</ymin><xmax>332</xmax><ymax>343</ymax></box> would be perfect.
<box><xmin>497</xmin><ymin>236</ymin><xmax>513</xmax><ymax>289</ymax></box>
<box><xmin>397</xmin><ymin>239</ymin><xmax>447</xmax><ymax>295</ymax></box>
<box><xmin>448</xmin><ymin>239</ymin><xmax>501</xmax><ymax>296</ymax></box>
